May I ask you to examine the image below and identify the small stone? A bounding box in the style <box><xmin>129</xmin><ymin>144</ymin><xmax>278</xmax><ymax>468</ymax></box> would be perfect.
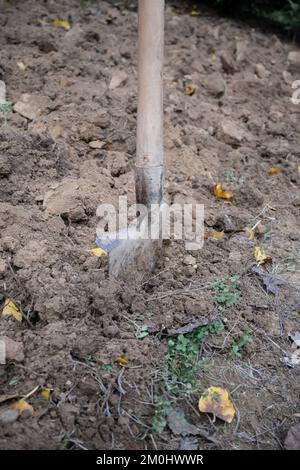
<box><xmin>285</xmin><ymin>424</ymin><xmax>300</xmax><ymax>450</ymax></box>
<box><xmin>89</xmin><ymin>140</ymin><xmax>105</xmax><ymax>149</ymax></box>
<box><xmin>0</xmin><ymin>336</ymin><xmax>24</xmax><ymax>362</ymax></box>
<box><xmin>14</xmin><ymin>94</ymin><xmax>51</xmax><ymax>120</ymax></box>
<box><xmin>204</xmin><ymin>75</ymin><xmax>226</xmax><ymax>97</ymax></box>
<box><xmin>255</xmin><ymin>63</ymin><xmax>269</xmax><ymax>79</ymax></box>
<box><xmin>220</xmin><ymin>50</ymin><xmax>236</xmax><ymax>74</ymax></box>
<box><xmin>219</xmin><ymin>120</ymin><xmax>247</xmax><ymax>145</ymax></box>
<box><xmin>283</xmin><ymin>70</ymin><xmax>293</xmax><ymax>85</ymax></box>
<box><xmin>48</xmin><ymin>124</ymin><xmax>64</xmax><ymax>140</ymax></box>
<box><xmin>235</xmin><ymin>39</ymin><xmax>248</xmax><ymax>63</ymax></box>
<box><xmin>183</xmin><ymin>254</ymin><xmax>196</xmax><ymax>266</ymax></box>
<box><xmin>109</xmin><ymin>71</ymin><xmax>128</xmax><ymax>90</ymax></box>
<box><xmin>0</xmin><ymin>409</ymin><xmax>19</xmax><ymax>425</ymax></box>
<box><xmin>288</xmin><ymin>51</ymin><xmax>300</xmax><ymax>72</ymax></box>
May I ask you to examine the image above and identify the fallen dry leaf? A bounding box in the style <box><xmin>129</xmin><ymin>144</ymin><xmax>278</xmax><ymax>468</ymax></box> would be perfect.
<box><xmin>52</xmin><ymin>20</ymin><xmax>71</xmax><ymax>30</ymax></box>
<box><xmin>205</xmin><ymin>230</ymin><xmax>225</xmax><ymax>241</ymax></box>
<box><xmin>167</xmin><ymin>409</ymin><xmax>199</xmax><ymax>436</ymax></box>
<box><xmin>214</xmin><ymin>184</ymin><xmax>233</xmax><ymax>200</ymax></box>
<box><xmin>269</xmin><ymin>167</ymin><xmax>280</xmax><ymax>175</ymax></box>
<box><xmin>2</xmin><ymin>299</ymin><xmax>22</xmax><ymax>322</ymax></box>
<box><xmin>252</xmin><ymin>265</ymin><xmax>285</xmax><ymax>295</ymax></box>
<box><xmin>41</xmin><ymin>389</ymin><xmax>51</xmax><ymax>400</ymax></box>
<box><xmin>213</xmin><ymin>230</ymin><xmax>225</xmax><ymax>241</ymax></box>
<box><xmin>16</xmin><ymin>61</ymin><xmax>26</xmax><ymax>71</ymax></box>
<box><xmin>184</xmin><ymin>85</ymin><xmax>196</xmax><ymax>96</ymax></box>
<box><xmin>254</xmin><ymin>246</ymin><xmax>272</xmax><ymax>266</ymax></box>
<box><xmin>87</xmin><ymin>247</ymin><xmax>107</xmax><ymax>257</ymax></box>
<box><xmin>117</xmin><ymin>357</ymin><xmax>128</xmax><ymax>366</ymax></box>
<box><xmin>198</xmin><ymin>386</ymin><xmax>235</xmax><ymax>423</ymax></box>
<box><xmin>9</xmin><ymin>399</ymin><xmax>34</xmax><ymax>416</ymax></box>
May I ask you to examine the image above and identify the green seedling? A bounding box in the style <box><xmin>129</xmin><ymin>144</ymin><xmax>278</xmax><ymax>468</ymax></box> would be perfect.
<box><xmin>231</xmin><ymin>333</ymin><xmax>252</xmax><ymax>358</ymax></box>
<box><xmin>211</xmin><ymin>276</ymin><xmax>241</xmax><ymax>311</ymax></box>
<box><xmin>225</xmin><ymin>169</ymin><xmax>245</xmax><ymax>186</ymax></box>
<box><xmin>152</xmin><ymin>395</ymin><xmax>171</xmax><ymax>434</ymax></box>
<box><xmin>162</xmin><ymin>321</ymin><xmax>224</xmax><ymax>397</ymax></box>
<box><xmin>0</xmin><ymin>101</ymin><xmax>12</xmax><ymax>125</ymax></box>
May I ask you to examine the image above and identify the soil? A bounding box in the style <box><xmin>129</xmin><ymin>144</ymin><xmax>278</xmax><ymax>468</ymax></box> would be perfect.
<box><xmin>0</xmin><ymin>0</ymin><xmax>300</xmax><ymax>450</ymax></box>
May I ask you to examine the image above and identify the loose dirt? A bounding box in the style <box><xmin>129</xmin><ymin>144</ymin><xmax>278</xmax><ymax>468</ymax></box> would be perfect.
<box><xmin>0</xmin><ymin>0</ymin><xmax>299</xmax><ymax>450</ymax></box>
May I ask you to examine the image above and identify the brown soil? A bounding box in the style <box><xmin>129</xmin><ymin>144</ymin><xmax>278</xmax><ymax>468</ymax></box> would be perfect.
<box><xmin>0</xmin><ymin>0</ymin><xmax>299</xmax><ymax>450</ymax></box>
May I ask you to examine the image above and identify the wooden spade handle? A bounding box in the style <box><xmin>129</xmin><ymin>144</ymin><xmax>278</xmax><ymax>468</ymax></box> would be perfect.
<box><xmin>136</xmin><ymin>0</ymin><xmax>165</xmax><ymax>206</ymax></box>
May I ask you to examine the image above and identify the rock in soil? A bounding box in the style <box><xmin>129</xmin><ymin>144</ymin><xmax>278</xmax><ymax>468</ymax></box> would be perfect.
<box><xmin>0</xmin><ymin>336</ymin><xmax>24</xmax><ymax>362</ymax></box>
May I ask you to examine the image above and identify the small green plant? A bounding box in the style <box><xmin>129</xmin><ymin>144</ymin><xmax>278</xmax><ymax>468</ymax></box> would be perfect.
<box><xmin>85</xmin><ymin>354</ymin><xmax>97</xmax><ymax>368</ymax></box>
<box><xmin>8</xmin><ymin>376</ymin><xmax>22</xmax><ymax>387</ymax></box>
<box><xmin>123</xmin><ymin>314</ymin><xmax>149</xmax><ymax>339</ymax></box>
<box><xmin>225</xmin><ymin>169</ymin><xmax>245</xmax><ymax>186</ymax></box>
<box><xmin>0</xmin><ymin>101</ymin><xmax>12</xmax><ymax>125</ymax></box>
<box><xmin>231</xmin><ymin>333</ymin><xmax>252</xmax><ymax>358</ymax></box>
<box><xmin>152</xmin><ymin>396</ymin><xmax>171</xmax><ymax>434</ymax></box>
<box><xmin>134</xmin><ymin>324</ymin><xmax>149</xmax><ymax>339</ymax></box>
<box><xmin>211</xmin><ymin>276</ymin><xmax>241</xmax><ymax>311</ymax></box>
<box><xmin>162</xmin><ymin>321</ymin><xmax>224</xmax><ymax>397</ymax></box>
<box><xmin>100</xmin><ymin>363</ymin><xmax>113</xmax><ymax>372</ymax></box>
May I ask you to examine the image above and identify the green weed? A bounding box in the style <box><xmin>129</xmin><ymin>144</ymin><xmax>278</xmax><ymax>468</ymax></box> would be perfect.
<box><xmin>230</xmin><ymin>332</ymin><xmax>252</xmax><ymax>358</ymax></box>
<box><xmin>211</xmin><ymin>276</ymin><xmax>241</xmax><ymax>311</ymax></box>
<box><xmin>161</xmin><ymin>321</ymin><xmax>224</xmax><ymax>397</ymax></box>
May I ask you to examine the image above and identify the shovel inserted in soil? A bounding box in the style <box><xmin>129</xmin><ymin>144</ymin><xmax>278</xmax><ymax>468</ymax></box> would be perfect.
<box><xmin>96</xmin><ymin>0</ymin><xmax>165</xmax><ymax>278</ymax></box>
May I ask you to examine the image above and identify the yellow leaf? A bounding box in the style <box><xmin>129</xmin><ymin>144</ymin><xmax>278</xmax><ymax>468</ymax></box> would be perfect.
<box><xmin>244</xmin><ymin>227</ymin><xmax>254</xmax><ymax>241</ymax></box>
<box><xmin>117</xmin><ymin>356</ymin><xmax>128</xmax><ymax>366</ymax></box>
<box><xmin>52</xmin><ymin>20</ymin><xmax>71</xmax><ymax>30</ymax></box>
<box><xmin>254</xmin><ymin>246</ymin><xmax>272</xmax><ymax>266</ymax></box>
<box><xmin>213</xmin><ymin>230</ymin><xmax>225</xmax><ymax>241</ymax></box>
<box><xmin>205</xmin><ymin>230</ymin><xmax>225</xmax><ymax>241</ymax></box>
<box><xmin>269</xmin><ymin>167</ymin><xmax>280</xmax><ymax>176</ymax></box>
<box><xmin>41</xmin><ymin>389</ymin><xmax>51</xmax><ymax>400</ymax></box>
<box><xmin>298</xmin><ymin>166</ymin><xmax>300</xmax><ymax>173</ymax></box>
<box><xmin>17</xmin><ymin>61</ymin><xmax>27</xmax><ymax>71</ymax></box>
<box><xmin>190</xmin><ymin>10</ymin><xmax>200</xmax><ymax>16</ymax></box>
<box><xmin>214</xmin><ymin>184</ymin><xmax>233</xmax><ymax>200</ymax></box>
<box><xmin>87</xmin><ymin>247</ymin><xmax>107</xmax><ymax>257</ymax></box>
<box><xmin>184</xmin><ymin>85</ymin><xmax>196</xmax><ymax>96</ymax></box>
<box><xmin>2</xmin><ymin>299</ymin><xmax>22</xmax><ymax>322</ymax></box>
<box><xmin>10</xmin><ymin>399</ymin><xmax>34</xmax><ymax>415</ymax></box>
<box><xmin>198</xmin><ymin>386</ymin><xmax>235</xmax><ymax>424</ymax></box>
